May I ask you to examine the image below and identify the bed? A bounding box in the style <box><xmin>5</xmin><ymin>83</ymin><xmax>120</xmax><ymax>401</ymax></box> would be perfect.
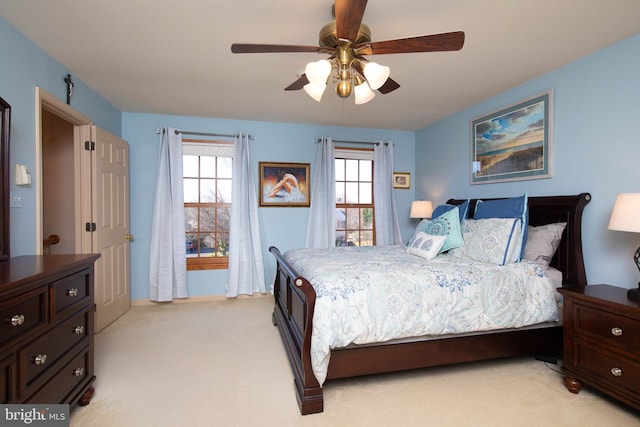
<box><xmin>270</xmin><ymin>193</ymin><xmax>591</xmax><ymax>415</ymax></box>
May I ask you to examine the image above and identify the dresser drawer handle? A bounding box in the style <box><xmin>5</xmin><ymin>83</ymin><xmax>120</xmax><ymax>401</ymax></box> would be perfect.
<box><xmin>34</xmin><ymin>354</ymin><xmax>48</xmax><ymax>365</ymax></box>
<box><xmin>611</xmin><ymin>327</ymin><xmax>623</xmax><ymax>336</ymax></box>
<box><xmin>74</xmin><ymin>325</ymin><xmax>85</xmax><ymax>335</ymax></box>
<box><xmin>10</xmin><ymin>314</ymin><xmax>25</xmax><ymax>326</ymax></box>
<box><xmin>610</xmin><ymin>367</ymin><xmax>623</xmax><ymax>377</ymax></box>
<box><xmin>74</xmin><ymin>368</ymin><xmax>85</xmax><ymax>377</ymax></box>
<box><xmin>67</xmin><ymin>288</ymin><xmax>79</xmax><ymax>297</ymax></box>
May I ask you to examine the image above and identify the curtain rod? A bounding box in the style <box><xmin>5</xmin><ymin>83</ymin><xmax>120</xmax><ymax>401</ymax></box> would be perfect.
<box><xmin>155</xmin><ymin>128</ymin><xmax>254</xmax><ymax>140</ymax></box>
<box><xmin>314</xmin><ymin>137</ymin><xmax>379</xmax><ymax>146</ymax></box>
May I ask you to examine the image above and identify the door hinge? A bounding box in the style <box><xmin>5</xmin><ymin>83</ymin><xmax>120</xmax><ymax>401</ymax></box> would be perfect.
<box><xmin>85</xmin><ymin>222</ymin><xmax>96</xmax><ymax>232</ymax></box>
<box><xmin>84</xmin><ymin>140</ymin><xmax>95</xmax><ymax>151</ymax></box>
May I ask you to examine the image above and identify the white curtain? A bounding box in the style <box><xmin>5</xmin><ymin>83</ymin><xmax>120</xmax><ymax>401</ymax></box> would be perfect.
<box><xmin>306</xmin><ymin>137</ymin><xmax>336</xmax><ymax>248</ymax></box>
<box><xmin>226</xmin><ymin>133</ymin><xmax>266</xmax><ymax>297</ymax></box>
<box><xmin>149</xmin><ymin>127</ymin><xmax>188</xmax><ymax>301</ymax></box>
<box><xmin>374</xmin><ymin>141</ymin><xmax>403</xmax><ymax>245</ymax></box>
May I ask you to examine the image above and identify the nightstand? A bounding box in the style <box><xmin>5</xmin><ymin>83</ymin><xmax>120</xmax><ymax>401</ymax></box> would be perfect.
<box><xmin>558</xmin><ymin>285</ymin><xmax>640</xmax><ymax>411</ymax></box>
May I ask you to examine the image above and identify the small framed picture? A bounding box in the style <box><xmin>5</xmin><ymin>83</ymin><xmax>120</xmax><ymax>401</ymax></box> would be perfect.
<box><xmin>259</xmin><ymin>162</ymin><xmax>310</xmax><ymax>207</ymax></box>
<box><xmin>393</xmin><ymin>172</ymin><xmax>410</xmax><ymax>189</ymax></box>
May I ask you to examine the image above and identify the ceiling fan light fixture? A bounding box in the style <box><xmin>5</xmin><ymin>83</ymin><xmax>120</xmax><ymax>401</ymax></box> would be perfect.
<box><xmin>305</xmin><ymin>59</ymin><xmax>332</xmax><ymax>85</ymax></box>
<box><xmin>354</xmin><ymin>75</ymin><xmax>375</xmax><ymax>105</ymax></box>
<box><xmin>363</xmin><ymin>61</ymin><xmax>391</xmax><ymax>90</ymax></box>
<box><xmin>303</xmin><ymin>82</ymin><xmax>327</xmax><ymax>102</ymax></box>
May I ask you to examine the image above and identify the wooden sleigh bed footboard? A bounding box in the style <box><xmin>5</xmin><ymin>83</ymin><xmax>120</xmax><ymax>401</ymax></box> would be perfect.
<box><xmin>270</xmin><ymin>193</ymin><xmax>591</xmax><ymax>415</ymax></box>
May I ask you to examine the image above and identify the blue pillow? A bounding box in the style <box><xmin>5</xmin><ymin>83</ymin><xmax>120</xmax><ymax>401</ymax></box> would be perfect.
<box><xmin>473</xmin><ymin>194</ymin><xmax>528</xmax><ymax>260</ymax></box>
<box><xmin>409</xmin><ymin>206</ymin><xmax>464</xmax><ymax>253</ymax></box>
<box><xmin>432</xmin><ymin>199</ymin><xmax>469</xmax><ymax>222</ymax></box>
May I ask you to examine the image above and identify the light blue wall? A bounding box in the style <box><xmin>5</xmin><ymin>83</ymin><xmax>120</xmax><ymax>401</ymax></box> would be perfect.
<box><xmin>415</xmin><ymin>33</ymin><xmax>640</xmax><ymax>290</ymax></box>
<box><xmin>123</xmin><ymin>113</ymin><xmax>415</xmax><ymax>299</ymax></box>
<box><xmin>0</xmin><ymin>17</ymin><xmax>121</xmax><ymax>256</ymax></box>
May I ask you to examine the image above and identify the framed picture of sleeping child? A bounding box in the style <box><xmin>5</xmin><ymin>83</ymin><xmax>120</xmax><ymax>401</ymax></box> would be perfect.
<box><xmin>471</xmin><ymin>90</ymin><xmax>553</xmax><ymax>184</ymax></box>
<box><xmin>259</xmin><ymin>162</ymin><xmax>310</xmax><ymax>207</ymax></box>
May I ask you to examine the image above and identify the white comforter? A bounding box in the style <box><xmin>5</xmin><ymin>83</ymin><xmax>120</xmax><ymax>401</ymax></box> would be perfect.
<box><xmin>283</xmin><ymin>245</ymin><xmax>559</xmax><ymax>385</ymax></box>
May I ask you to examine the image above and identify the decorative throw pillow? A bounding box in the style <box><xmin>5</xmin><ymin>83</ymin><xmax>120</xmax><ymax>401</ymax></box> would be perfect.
<box><xmin>432</xmin><ymin>199</ymin><xmax>470</xmax><ymax>222</ymax></box>
<box><xmin>523</xmin><ymin>222</ymin><xmax>567</xmax><ymax>268</ymax></box>
<box><xmin>473</xmin><ymin>194</ymin><xmax>528</xmax><ymax>260</ymax></box>
<box><xmin>406</xmin><ymin>232</ymin><xmax>447</xmax><ymax>260</ymax></box>
<box><xmin>408</xmin><ymin>206</ymin><xmax>464</xmax><ymax>253</ymax></box>
<box><xmin>449</xmin><ymin>218</ymin><xmax>523</xmax><ymax>265</ymax></box>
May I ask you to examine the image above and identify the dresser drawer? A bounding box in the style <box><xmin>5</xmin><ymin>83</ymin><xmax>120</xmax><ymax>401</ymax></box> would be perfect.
<box><xmin>574</xmin><ymin>304</ymin><xmax>640</xmax><ymax>352</ymax></box>
<box><xmin>0</xmin><ymin>287</ymin><xmax>48</xmax><ymax>348</ymax></box>
<box><xmin>20</xmin><ymin>310</ymin><xmax>89</xmax><ymax>388</ymax></box>
<box><xmin>573</xmin><ymin>340</ymin><xmax>640</xmax><ymax>397</ymax></box>
<box><xmin>26</xmin><ymin>347</ymin><xmax>91</xmax><ymax>404</ymax></box>
<box><xmin>51</xmin><ymin>270</ymin><xmax>90</xmax><ymax>320</ymax></box>
<box><xmin>0</xmin><ymin>354</ymin><xmax>15</xmax><ymax>403</ymax></box>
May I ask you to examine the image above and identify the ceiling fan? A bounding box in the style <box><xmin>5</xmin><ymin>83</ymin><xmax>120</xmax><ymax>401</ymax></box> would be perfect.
<box><xmin>231</xmin><ymin>0</ymin><xmax>465</xmax><ymax>104</ymax></box>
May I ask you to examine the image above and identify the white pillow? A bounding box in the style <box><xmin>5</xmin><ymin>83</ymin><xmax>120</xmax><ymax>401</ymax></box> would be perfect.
<box><xmin>407</xmin><ymin>232</ymin><xmax>447</xmax><ymax>260</ymax></box>
<box><xmin>449</xmin><ymin>218</ymin><xmax>523</xmax><ymax>265</ymax></box>
<box><xmin>523</xmin><ymin>222</ymin><xmax>567</xmax><ymax>268</ymax></box>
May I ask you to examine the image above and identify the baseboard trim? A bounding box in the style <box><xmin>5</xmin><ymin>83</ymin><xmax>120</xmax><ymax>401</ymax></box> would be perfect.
<box><xmin>131</xmin><ymin>293</ymin><xmax>271</xmax><ymax>306</ymax></box>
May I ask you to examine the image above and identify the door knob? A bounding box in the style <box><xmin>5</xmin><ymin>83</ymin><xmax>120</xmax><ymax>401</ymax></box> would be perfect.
<box><xmin>124</xmin><ymin>234</ymin><xmax>134</xmax><ymax>240</ymax></box>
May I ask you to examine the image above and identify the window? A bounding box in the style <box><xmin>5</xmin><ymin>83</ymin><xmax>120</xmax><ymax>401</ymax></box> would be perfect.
<box><xmin>335</xmin><ymin>148</ymin><xmax>375</xmax><ymax>246</ymax></box>
<box><xmin>183</xmin><ymin>140</ymin><xmax>233</xmax><ymax>270</ymax></box>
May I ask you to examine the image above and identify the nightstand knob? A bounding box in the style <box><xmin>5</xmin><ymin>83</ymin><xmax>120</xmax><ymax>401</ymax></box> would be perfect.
<box><xmin>610</xmin><ymin>367</ymin><xmax>623</xmax><ymax>377</ymax></box>
<box><xmin>74</xmin><ymin>325</ymin><xmax>85</xmax><ymax>335</ymax></box>
<box><xmin>34</xmin><ymin>354</ymin><xmax>48</xmax><ymax>365</ymax></box>
<box><xmin>67</xmin><ymin>288</ymin><xmax>79</xmax><ymax>297</ymax></box>
<box><xmin>10</xmin><ymin>314</ymin><xmax>25</xmax><ymax>326</ymax></box>
<box><xmin>611</xmin><ymin>327</ymin><xmax>623</xmax><ymax>336</ymax></box>
<box><xmin>74</xmin><ymin>368</ymin><xmax>85</xmax><ymax>377</ymax></box>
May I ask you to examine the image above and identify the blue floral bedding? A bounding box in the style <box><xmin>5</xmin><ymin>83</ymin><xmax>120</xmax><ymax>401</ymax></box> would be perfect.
<box><xmin>283</xmin><ymin>245</ymin><xmax>559</xmax><ymax>385</ymax></box>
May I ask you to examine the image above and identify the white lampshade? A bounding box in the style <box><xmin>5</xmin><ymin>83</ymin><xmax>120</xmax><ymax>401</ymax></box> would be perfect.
<box><xmin>305</xmin><ymin>59</ymin><xmax>332</xmax><ymax>85</ymax></box>
<box><xmin>303</xmin><ymin>82</ymin><xmax>327</xmax><ymax>102</ymax></box>
<box><xmin>354</xmin><ymin>78</ymin><xmax>375</xmax><ymax>105</ymax></box>
<box><xmin>363</xmin><ymin>61</ymin><xmax>391</xmax><ymax>90</ymax></box>
<box><xmin>410</xmin><ymin>200</ymin><xmax>433</xmax><ymax>219</ymax></box>
<box><xmin>608</xmin><ymin>193</ymin><xmax>640</xmax><ymax>233</ymax></box>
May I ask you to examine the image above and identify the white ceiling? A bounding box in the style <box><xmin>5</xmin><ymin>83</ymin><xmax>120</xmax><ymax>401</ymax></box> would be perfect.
<box><xmin>2</xmin><ymin>1</ymin><xmax>640</xmax><ymax>131</ymax></box>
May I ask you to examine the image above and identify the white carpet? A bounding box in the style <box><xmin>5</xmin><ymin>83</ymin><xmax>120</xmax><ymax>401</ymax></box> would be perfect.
<box><xmin>70</xmin><ymin>296</ymin><xmax>640</xmax><ymax>426</ymax></box>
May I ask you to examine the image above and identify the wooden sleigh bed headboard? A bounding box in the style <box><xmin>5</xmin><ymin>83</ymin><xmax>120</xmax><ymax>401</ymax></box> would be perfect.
<box><xmin>269</xmin><ymin>193</ymin><xmax>591</xmax><ymax>415</ymax></box>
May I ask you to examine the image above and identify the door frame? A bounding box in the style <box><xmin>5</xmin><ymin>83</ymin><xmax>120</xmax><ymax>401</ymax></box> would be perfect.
<box><xmin>35</xmin><ymin>87</ymin><xmax>91</xmax><ymax>254</ymax></box>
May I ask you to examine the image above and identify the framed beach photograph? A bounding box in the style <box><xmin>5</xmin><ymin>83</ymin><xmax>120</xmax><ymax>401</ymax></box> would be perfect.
<box><xmin>259</xmin><ymin>162</ymin><xmax>310</xmax><ymax>207</ymax></box>
<box><xmin>471</xmin><ymin>90</ymin><xmax>553</xmax><ymax>184</ymax></box>
<box><xmin>393</xmin><ymin>172</ymin><xmax>411</xmax><ymax>189</ymax></box>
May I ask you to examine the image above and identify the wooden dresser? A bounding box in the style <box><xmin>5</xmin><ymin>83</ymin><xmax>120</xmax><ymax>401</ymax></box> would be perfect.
<box><xmin>559</xmin><ymin>284</ymin><xmax>640</xmax><ymax>410</ymax></box>
<box><xmin>0</xmin><ymin>254</ymin><xmax>99</xmax><ymax>406</ymax></box>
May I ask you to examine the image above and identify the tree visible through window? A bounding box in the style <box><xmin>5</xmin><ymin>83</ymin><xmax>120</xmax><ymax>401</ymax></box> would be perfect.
<box><xmin>183</xmin><ymin>140</ymin><xmax>232</xmax><ymax>270</ymax></box>
<box><xmin>335</xmin><ymin>148</ymin><xmax>374</xmax><ymax>246</ymax></box>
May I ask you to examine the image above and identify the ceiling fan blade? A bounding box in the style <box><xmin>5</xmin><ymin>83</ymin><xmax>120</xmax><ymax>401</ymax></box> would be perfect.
<box><xmin>284</xmin><ymin>75</ymin><xmax>309</xmax><ymax>91</ymax></box>
<box><xmin>335</xmin><ymin>0</ymin><xmax>368</xmax><ymax>42</ymax></box>
<box><xmin>231</xmin><ymin>43</ymin><xmax>324</xmax><ymax>54</ymax></box>
<box><xmin>377</xmin><ymin>78</ymin><xmax>400</xmax><ymax>94</ymax></box>
<box><xmin>356</xmin><ymin>31</ymin><xmax>465</xmax><ymax>55</ymax></box>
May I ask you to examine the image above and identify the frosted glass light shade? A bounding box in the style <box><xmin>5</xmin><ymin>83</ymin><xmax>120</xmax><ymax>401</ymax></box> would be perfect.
<box><xmin>354</xmin><ymin>79</ymin><xmax>375</xmax><ymax>105</ymax></box>
<box><xmin>410</xmin><ymin>201</ymin><xmax>433</xmax><ymax>219</ymax></box>
<box><xmin>363</xmin><ymin>62</ymin><xmax>391</xmax><ymax>90</ymax></box>
<box><xmin>608</xmin><ymin>193</ymin><xmax>640</xmax><ymax>232</ymax></box>
<box><xmin>303</xmin><ymin>82</ymin><xmax>327</xmax><ymax>102</ymax></box>
<box><xmin>305</xmin><ymin>59</ymin><xmax>332</xmax><ymax>85</ymax></box>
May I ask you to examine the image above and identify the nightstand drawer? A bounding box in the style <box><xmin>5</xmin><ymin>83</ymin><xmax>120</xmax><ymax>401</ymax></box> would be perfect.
<box><xmin>574</xmin><ymin>340</ymin><xmax>640</xmax><ymax>395</ymax></box>
<box><xmin>575</xmin><ymin>304</ymin><xmax>640</xmax><ymax>352</ymax></box>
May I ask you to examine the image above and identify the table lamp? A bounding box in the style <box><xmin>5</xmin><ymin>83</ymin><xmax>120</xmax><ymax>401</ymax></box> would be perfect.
<box><xmin>410</xmin><ymin>200</ymin><xmax>433</xmax><ymax>220</ymax></box>
<box><xmin>607</xmin><ymin>193</ymin><xmax>640</xmax><ymax>301</ymax></box>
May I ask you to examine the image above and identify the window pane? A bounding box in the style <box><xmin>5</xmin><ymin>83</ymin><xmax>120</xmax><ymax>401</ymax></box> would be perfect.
<box><xmin>218</xmin><ymin>179</ymin><xmax>232</xmax><ymax>203</ymax></box>
<box><xmin>218</xmin><ymin>157</ymin><xmax>232</xmax><ymax>179</ymax></box>
<box><xmin>361</xmin><ymin>208</ymin><xmax>374</xmax><ymax>229</ymax></box>
<box><xmin>218</xmin><ymin>207</ymin><xmax>231</xmax><ymax>233</ymax></box>
<box><xmin>200</xmin><ymin>208</ymin><xmax>215</xmax><ymax>231</ymax></box>
<box><xmin>335</xmin><ymin>230</ymin><xmax>347</xmax><ymax>246</ymax></box>
<box><xmin>185</xmin><ymin>208</ymin><xmax>198</xmax><ymax>232</ymax></box>
<box><xmin>361</xmin><ymin>230</ymin><xmax>373</xmax><ymax>246</ymax></box>
<box><xmin>359</xmin><ymin>160</ymin><xmax>372</xmax><ymax>181</ymax></box>
<box><xmin>184</xmin><ymin>178</ymin><xmax>199</xmax><ymax>203</ymax></box>
<box><xmin>360</xmin><ymin>183</ymin><xmax>372</xmax><ymax>204</ymax></box>
<box><xmin>200</xmin><ymin>233</ymin><xmax>215</xmax><ymax>257</ymax></box>
<box><xmin>186</xmin><ymin>233</ymin><xmax>198</xmax><ymax>257</ymax></box>
<box><xmin>200</xmin><ymin>179</ymin><xmax>216</xmax><ymax>202</ymax></box>
<box><xmin>345</xmin><ymin>159</ymin><xmax>359</xmax><ymax>181</ymax></box>
<box><xmin>346</xmin><ymin>208</ymin><xmax>359</xmax><ymax>229</ymax></box>
<box><xmin>200</xmin><ymin>156</ymin><xmax>216</xmax><ymax>178</ymax></box>
<box><xmin>216</xmin><ymin>233</ymin><xmax>230</xmax><ymax>256</ymax></box>
<box><xmin>183</xmin><ymin>155</ymin><xmax>199</xmax><ymax>178</ymax></box>
<box><xmin>335</xmin><ymin>159</ymin><xmax>345</xmax><ymax>181</ymax></box>
<box><xmin>335</xmin><ymin>182</ymin><xmax>345</xmax><ymax>203</ymax></box>
<box><xmin>345</xmin><ymin>182</ymin><xmax>359</xmax><ymax>203</ymax></box>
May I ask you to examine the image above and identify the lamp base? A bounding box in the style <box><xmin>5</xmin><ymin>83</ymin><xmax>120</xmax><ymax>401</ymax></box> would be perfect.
<box><xmin>628</xmin><ymin>285</ymin><xmax>640</xmax><ymax>302</ymax></box>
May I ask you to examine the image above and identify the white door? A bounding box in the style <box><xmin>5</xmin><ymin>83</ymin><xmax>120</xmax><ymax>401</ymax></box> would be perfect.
<box><xmin>80</xmin><ymin>125</ymin><xmax>131</xmax><ymax>331</ymax></box>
